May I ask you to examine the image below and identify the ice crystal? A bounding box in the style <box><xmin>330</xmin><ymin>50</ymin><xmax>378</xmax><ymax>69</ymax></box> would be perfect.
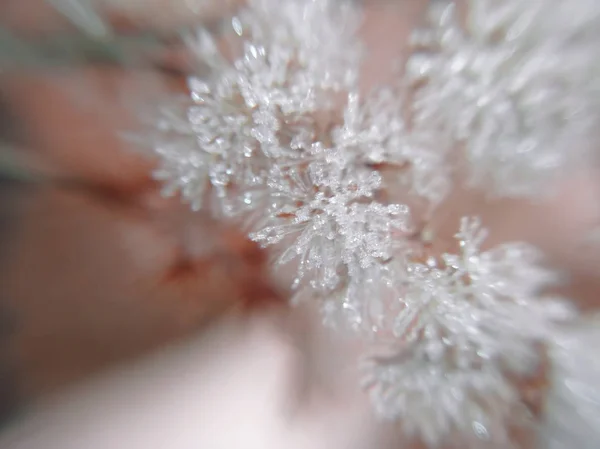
<box><xmin>334</xmin><ymin>90</ymin><xmax>450</xmax><ymax>205</ymax></box>
<box><xmin>246</xmin><ymin>86</ymin><xmax>428</xmax><ymax>328</ymax></box>
<box><xmin>407</xmin><ymin>0</ymin><xmax>600</xmax><ymax>199</ymax></box>
<box><xmin>320</xmin><ymin>257</ymin><xmax>411</xmax><ymax>334</ymax></box>
<box><xmin>250</xmin><ymin>159</ymin><xmax>412</xmax><ymax>320</ymax></box>
<box><xmin>151</xmin><ymin>78</ymin><xmax>270</xmax><ymax>214</ymax></box>
<box><xmin>149</xmin><ymin>0</ymin><xmax>362</xmax><ymax>216</ymax></box>
<box><xmin>362</xmin><ymin>217</ymin><xmax>575</xmax><ymax>447</ymax></box>
<box><xmin>238</xmin><ymin>0</ymin><xmax>362</xmax><ymax>96</ymax></box>
<box><xmin>137</xmin><ymin>0</ymin><xmax>600</xmax><ymax>447</ymax></box>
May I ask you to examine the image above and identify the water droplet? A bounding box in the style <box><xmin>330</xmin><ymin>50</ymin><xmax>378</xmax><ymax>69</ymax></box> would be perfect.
<box><xmin>472</xmin><ymin>421</ymin><xmax>490</xmax><ymax>440</ymax></box>
<box><xmin>232</xmin><ymin>17</ymin><xmax>243</xmax><ymax>36</ymax></box>
<box><xmin>249</xmin><ymin>45</ymin><xmax>259</xmax><ymax>59</ymax></box>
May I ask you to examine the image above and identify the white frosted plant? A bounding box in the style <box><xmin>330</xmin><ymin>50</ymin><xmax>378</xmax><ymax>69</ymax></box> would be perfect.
<box><xmin>121</xmin><ymin>0</ymin><xmax>600</xmax><ymax>447</ymax></box>
<box><xmin>407</xmin><ymin>0</ymin><xmax>600</xmax><ymax>199</ymax></box>
<box><xmin>151</xmin><ymin>77</ymin><xmax>270</xmax><ymax>214</ymax></box>
<box><xmin>148</xmin><ymin>0</ymin><xmax>363</xmax><ymax>216</ymax></box>
<box><xmin>334</xmin><ymin>90</ymin><xmax>451</xmax><ymax>206</ymax></box>
<box><xmin>237</xmin><ymin>0</ymin><xmax>362</xmax><ymax>96</ymax></box>
<box><xmin>249</xmin><ymin>157</ymin><xmax>412</xmax><ymax>320</ymax></box>
<box><xmin>361</xmin><ymin>217</ymin><xmax>576</xmax><ymax>447</ymax></box>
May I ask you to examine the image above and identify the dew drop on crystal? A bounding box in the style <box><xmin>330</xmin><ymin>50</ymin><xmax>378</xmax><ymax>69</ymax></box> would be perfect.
<box><xmin>232</xmin><ymin>17</ymin><xmax>243</xmax><ymax>36</ymax></box>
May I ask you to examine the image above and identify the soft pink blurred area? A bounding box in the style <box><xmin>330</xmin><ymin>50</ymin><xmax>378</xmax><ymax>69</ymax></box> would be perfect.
<box><xmin>0</xmin><ymin>311</ymin><xmax>387</xmax><ymax>449</ymax></box>
<box><xmin>0</xmin><ymin>1</ymin><xmax>599</xmax><ymax>448</ymax></box>
<box><xmin>0</xmin><ymin>2</ymin><xmax>276</xmax><ymax>398</ymax></box>
<box><xmin>0</xmin><ymin>0</ymin><xmax>244</xmax><ymax>34</ymax></box>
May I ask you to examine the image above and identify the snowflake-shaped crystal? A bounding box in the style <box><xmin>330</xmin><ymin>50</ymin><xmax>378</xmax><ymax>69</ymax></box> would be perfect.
<box><xmin>250</xmin><ymin>156</ymin><xmax>411</xmax><ymax>309</ymax></box>
<box><xmin>407</xmin><ymin>0</ymin><xmax>600</xmax><ymax>198</ymax></box>
<box><xmin>362</xmin><ymin>217</ymin><xmax>576</xmax><ymax>447</ymax></box>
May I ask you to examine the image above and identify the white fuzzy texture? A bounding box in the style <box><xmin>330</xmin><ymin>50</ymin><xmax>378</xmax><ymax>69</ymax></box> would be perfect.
<box><xmin>408</xmin><ymin>0</ymin><xmax>600</xmax><ymax>199</ymax></box>
<box><xmin>137</xmin><ymin>0</ymin><xmax>600</xmax><ymax>447</ymax></box>
<box><xmin>362</xmin><ymin>217</ymin><xmax>575</xmax><ymax>447</ymax></box>
<box><xmin>540</xmin><ymin>317</ymin><xmax>600</xmax><ymax>449</ymax></box>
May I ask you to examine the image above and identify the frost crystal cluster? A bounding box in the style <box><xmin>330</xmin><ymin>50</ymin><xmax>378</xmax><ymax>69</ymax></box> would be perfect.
<box><xmin>408</xmin><ymin>0</ymin><xmax>600</xmax><ymax>199</ymax></box>
<box><xmin>362</xmin><ymin>217</ymin><xmax>575</xmax><ymax>447</ymax></box>
<box><xmin>139</xmin><ymin>0</ymin><xmax>600</xmax><ymax>447</ymax></box>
